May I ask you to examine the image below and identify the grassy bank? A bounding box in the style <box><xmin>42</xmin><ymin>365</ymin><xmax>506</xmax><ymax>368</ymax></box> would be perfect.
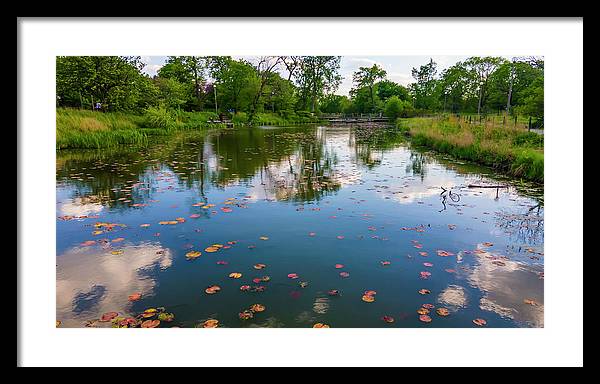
<box><xmin>56</xmin><ymin>108</ymin><xmax>319</xmax><ymax>149</ymax></box>
<box><xmin>397</xmin><ymin>116</ymin><xmax>544</xmax><ymax>183</ymax></box>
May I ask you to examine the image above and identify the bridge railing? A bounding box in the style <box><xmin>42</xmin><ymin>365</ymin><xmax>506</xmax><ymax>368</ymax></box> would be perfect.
<box><xmin>320</xmin><ymin>113</ymin><xmax>389</xmax><ymax>120</ymax></box>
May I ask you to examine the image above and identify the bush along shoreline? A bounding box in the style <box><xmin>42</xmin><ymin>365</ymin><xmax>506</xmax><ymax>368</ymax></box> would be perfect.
<box><xmin>56</xmin><ymin>108</ymin><xmax>322</xmax><ymax>149</ymax></box>
<box><xmin>396</xmin><ymin>116</ymin><xmax>543</xmax><ymax>183</ymax></box>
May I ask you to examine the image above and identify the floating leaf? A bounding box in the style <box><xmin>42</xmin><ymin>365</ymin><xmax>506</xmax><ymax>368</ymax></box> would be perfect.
<box><xmin>202</xmin><ymin>319</ymin><xmax>219</xmax><ymax>328</ymax></box>
<box><xmin>339</xmin><ymin>272</ymin><xmax>350</xmax><ymax>278</ymax></box>
<box><xmin>141</xmin><ymin>319</ymin><xmax>160</xmax><ymax>328</ymax></box>
<box><xmin>239</xmin><ymin>310</ymin><xmax>254</xmax><ymax>320</ymax></box>
<box><xmin>229</xmin><ymin>272</ymin><xmax>242</xmax><ymax>279</ymax></box>
<box><xmin>249</xmin><ymin>304</ymin><xmax>265</xmax><ymax>312</ymax></box>
<box><xmin>117</xmin><ymin>317</ymin><xmax>138</xmax><ymax>328</ymax></box>
<box><xmin>239</xmin><ymin>285</ymin><xmax>251</xmax><ymax>291</ymax></box>
<box><xmin>98</xmin><ymin>312</ymin><xmax>118</xmax><ymax>322</ymax></box>
<box><xmin>523</xmin><ymin>298</ymin><xmax>539</xmax><ymax>306</ymax></box>
<box><xmin>81</xmin><ymin>240</ymin><xmax>96</xmax><ymax>247</ymax></box>
<box><xmin>328</xmin><ymin>289</ymin><xmax>340</xmax><ymax>296</ymax></box>
<box><xmin>420</xmin><ymin>271</ymin><xmax>432</xmax><ymax>279</ymax></box>
<box><xmin>381</xmin><ymin>316</ymin><xmax>395</xmax><ymax>323</ymax></box>
<box><xmin>204</xmin><ymin>246</ymin><xmax>219</xmax><ymax>253</ymax></box>
<box><xmin>128</xmin><ymin>292</ymin><xmax>142</xmax><ymax>302</ymax></box>
<box><xmin>419</xmin><ymin>315</ymin><xmax>432</xmax><ymax>323</ymax></box>
<box><xmin>380</xmin><ymin>261</ymin><xmax>391</xmax><ymax>266</ymax></box>
<box><xmin>157</xmin><ymin>312</ymin><xmax>175</xmax><ymax>322</ymax></box>
<box><xmin>287</xmin><ymin>273</ymin><xmax>299</xmax><ymax>279</ymax></box>
<box><xmin>418</xmin><ymin>289</ymin><xmax>431</xmax><ymax>295</ymax></box>
<box><xmin>110</xmin><ymin>250</ymin><xmax>123</xmax><ymax>255</ymax></box>
<box><xmin>313</xmin><ymin>323</ymin><xmax>330</xmax><ymax>328</ymax></box>
<box><xmin>186</xmin><ymin>250</ymin><xmax>202</xmax><ymax>260</ymax></box>
<box><xmin>472</xmin><ymin>318</ymin><xmax>487</xmax><ymax>326</ymax></box>
<box><xmin>299</xmin><ymin>281</ymin><xmax>309</xmax><ymax>288</ymax></box>
<box><xmin>423</xmin><ymin>262</ymin><xmax>433</xmax><ymax>267</ymax></box>
<box><xmin>205</xmin><ymin>285</ymin><xmax>221</xmax><ymax>294</ymax></box>
<box><xmin>361</xmin><ymin>295</ymin><xmax>375</xmax><ymax>303</ymax></box>
<box><xmin>416</xmin><ymin>308</ymin><xmax>429</xmax><ymax>315</ymax></box>
<box><xmin>140</xmin><ymin>224</ymin><xmax>150</xmax><ymax>228</ymax></box>
<box><xmin>436</xmin><ymin>308</ymin><xmax>450</xmax><ymax>316</ymax></box>
<box><xmin>336</xmin><ymin>235</ymin><xmax>345</xmax><ymax>240</ymax></box>
<box><xmin>334</xmin><ymin>264</ymin><xmax>344</xmax><ymax>269</ymax></box>
<box><xmin>254</xmin><ymin>263</ymin><xmax>266</xmax><ymax>270</ymax></box>
<box><xmin>259</xmin><ymin>236</ymin><xmax>269</xmax><ymax>241</ymax></box>
<box><xmin>56</xmin><ymin>320</ymin><xmax>61</xmax><ymax>327</ymax></box>
<box><xmin>422</xmin><ymin>303</ymin><xmax>435</xmax><ymax>309</ymax></box>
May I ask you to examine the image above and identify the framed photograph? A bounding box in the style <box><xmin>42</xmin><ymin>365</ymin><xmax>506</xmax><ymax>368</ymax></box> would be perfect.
<box><xmin>17</xmin><ymin>17</ymin><xmax>583</xmax><ymax>367</ymax></box>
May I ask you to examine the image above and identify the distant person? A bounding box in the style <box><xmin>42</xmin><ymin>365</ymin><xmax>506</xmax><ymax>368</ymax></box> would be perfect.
<box><xmin>94</xmin><ymin>102</ymin><xmax>102</xmax><ymax>112</ymax></box>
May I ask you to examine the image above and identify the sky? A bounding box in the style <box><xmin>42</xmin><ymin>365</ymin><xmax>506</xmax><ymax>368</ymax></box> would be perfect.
<box><xmin>140</xmin><ymin>56</ymin><xmax>484</xmax><ymax>96</ymax></box>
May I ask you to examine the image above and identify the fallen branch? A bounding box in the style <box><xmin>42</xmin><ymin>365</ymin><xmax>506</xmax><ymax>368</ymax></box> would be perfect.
<box><xmin>467</xmin><ymin>184</ymin><xmax>508</xmax><ymax>188</ymax></box>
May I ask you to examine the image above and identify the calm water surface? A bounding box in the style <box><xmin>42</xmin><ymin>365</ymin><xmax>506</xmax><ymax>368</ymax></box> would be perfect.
<box><xmin>56</xmin><ymin>125</ymin><xmax>544</xmax><ymax>328</ymax></box>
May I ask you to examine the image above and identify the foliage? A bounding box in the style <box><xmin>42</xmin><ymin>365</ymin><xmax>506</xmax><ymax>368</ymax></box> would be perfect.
<box><xmin>398</xmin><ymin>116</ymin><xmax>543</xmax><ymax>182</ymax></box>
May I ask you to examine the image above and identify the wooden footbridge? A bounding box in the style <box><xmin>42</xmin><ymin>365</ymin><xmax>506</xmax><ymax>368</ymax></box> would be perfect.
<box><xmin>320</xmin><ymin>114</ymin><xmax>390</xmax><ymax>124</ymax></box>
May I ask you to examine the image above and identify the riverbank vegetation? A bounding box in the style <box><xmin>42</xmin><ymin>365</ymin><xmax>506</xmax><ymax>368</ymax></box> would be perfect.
<box><xmin>397</xmin><ymin>116</ymin><xmax>543</xmax><ymax>182</ymax></box>
<box><xmin>56</xmin><ymin>54</ymin><xmax>544</xmax><ymax>179</ymax></box>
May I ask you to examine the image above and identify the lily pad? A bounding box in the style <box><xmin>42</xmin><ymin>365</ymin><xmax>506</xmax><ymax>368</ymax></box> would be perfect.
<box><xmin>202</xmin><ymin>319</ymin><xmax>219</xmax><ymax>328</ymax></box>
<box><xmin>205</xmin><ymin>285</ymin><xmax>221</xmax><ymax>294</ymax></box>
<box><xmin>473</xmin><ymin>318</ymin><xmax>487</xmax><ymax>326</ymax></box>
<box><xmin>249</xmin><ymin>304</ymin><xmax>265</xmax><ymax>312</ymax></box>
<box><xmin>141</xmin><ymin>319</ymin><xmax>160</xmax><ymax>328</ymax></box>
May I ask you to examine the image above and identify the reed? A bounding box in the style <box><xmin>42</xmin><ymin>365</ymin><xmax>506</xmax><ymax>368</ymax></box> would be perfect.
<box><xmin>398</xmin><ymin>116</ymin><xmax>544</xmax><ymax>183</ymax></box>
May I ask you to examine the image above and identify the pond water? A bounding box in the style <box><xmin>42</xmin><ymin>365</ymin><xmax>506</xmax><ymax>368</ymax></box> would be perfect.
<box><xmin>56</xmin><ymin>125</ymin><xmax>544</xmax><ymax>328</ymax></box>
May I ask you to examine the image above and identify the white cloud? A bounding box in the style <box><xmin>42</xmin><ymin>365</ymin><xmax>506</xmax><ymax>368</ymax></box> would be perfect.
<box><xmin>387</xmin><ymin>72</ymin><xmax>413</xmax><ymax>87</ymax></box>
<box><xmin>142</xmin><ymin>64</ymin><xmax>163</xmax><ymax>77</ymax></box>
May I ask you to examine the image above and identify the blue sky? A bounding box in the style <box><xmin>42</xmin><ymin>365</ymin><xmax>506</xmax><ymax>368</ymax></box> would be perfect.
<box><xmin>140</xmin><ymin>55</ymin><xmax>490</xmax><ymax>96</ymax></box>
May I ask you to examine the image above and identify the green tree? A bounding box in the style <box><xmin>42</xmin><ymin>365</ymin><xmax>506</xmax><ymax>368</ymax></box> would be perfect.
<box><xmin>295</xmin><ymin>56</ymin><xmax>342</xmax><ymax>113</ymax></box>
<box><xmin>410</xmin><ymin>58</ymin><xmax>439</xmax><ymax>111</ymax></box>
<box><xmin>208</xmin><ymin>57</ymin><xmax>259</xmax><ymax>114</ymax></box>
<box><xmin>383</xmin><ymin>96</ymin><xmax>405</xmax><ymax>120</ymax></box>
<box><xmin>319</xmin><ymin>94</ymin><xmax>351</xmax><ymax>114</ymax></box>
<box><xmin>352</xmin><ymin>64</ymin><xmax>387</xmax><ymax>112</ymax></box>
<box><xmin>463</xmin><ymin>56</ymin><xmax>505</xmax><ymax>115</ymax></box>
<box><xmin>56</xmin><ymin>56</ymin><xmax>157</xmax><ymax>112</ymax></box>
<box><xmin>376</xmin><ymin>80</ymin><xmax>410</xmax><ymax>102</ymax></box>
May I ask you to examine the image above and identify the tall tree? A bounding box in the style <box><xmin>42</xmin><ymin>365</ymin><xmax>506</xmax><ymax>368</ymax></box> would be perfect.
<box><xmin>352</xmin><ymin>64</ymin><xmax>387</xmax><ymax>112</ymax></box>
<box><xmin>410</xmin><ymin>58</ymin><xmax>439</xmax><ymax>110</ymax></box>
<box><xmin>56</xmin><ymin>56</ymin><xmax>153</xmax><ymax>112</ymax></box>
<box><xmin>463</xmin><ymin>56</ymin><xmax>505</xmax><ymax>115</ymax></box>
<box><xmin>295</xmin><ymin>56</ymin><xmax>342</xmax><ymax>113</ymax></box>
<box><xmin>248</xmin><ymin>56</ymin><xmax>283</xmax><ymax>123</ymax></box>
<box><xmin>207</xmin><ymin>56</ymin><xmax>258</xmax><ymax>113</ymax></box>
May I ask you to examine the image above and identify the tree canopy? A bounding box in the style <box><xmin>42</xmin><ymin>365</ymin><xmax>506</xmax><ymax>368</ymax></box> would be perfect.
<box><xmin>56</xmin><ymin>55</ymin><xmax>543</xmax><ymax>122</ymax></box>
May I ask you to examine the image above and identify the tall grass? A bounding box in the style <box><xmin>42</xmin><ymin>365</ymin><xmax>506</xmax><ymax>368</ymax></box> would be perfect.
<box><xmin>398</xmin><ymin>116</ymin><xmax>544</xmax><ymax>183</ymax></box>
<box><xmin>57</xmin><ymin>108</ymin><xmax>149</xmax><ymax>149</ymax></box>
<box><xmin>56</xmin><ymin>108</ymin><xmax>319</xmax><ymax>149</ymax></box>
